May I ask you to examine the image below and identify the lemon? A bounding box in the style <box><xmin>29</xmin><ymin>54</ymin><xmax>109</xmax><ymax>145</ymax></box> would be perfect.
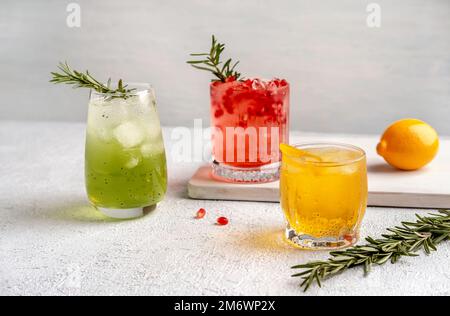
<box><xmin>279</xmin><ymin>143</ymin><xmax>323</xmax><ymax>162</ymax></box>
<box><xmin>376</xmin><ymin>119</ymin><xmax>439</xmax><ymax>170</ymax></box>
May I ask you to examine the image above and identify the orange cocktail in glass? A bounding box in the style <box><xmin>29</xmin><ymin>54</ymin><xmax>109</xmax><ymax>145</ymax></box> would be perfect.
<box><xmin>280</xmin><ymin>143</ymin><xmax>367</xmax><ymax>250</ymax></box>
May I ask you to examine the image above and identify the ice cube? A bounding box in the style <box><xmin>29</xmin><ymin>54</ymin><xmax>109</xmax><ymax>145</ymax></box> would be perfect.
<box><xmin>88</xmin><ymin>97</ymin><xmax>131</xmax><ymax>131</ymax></box>
<box><xmin>94</xmin><ymin>126</ymin><xmax>114</xmax><ymax>142</ymax></box>
<box><xmin>251</xmin><ymin>78</ymin><xmax>267</xmax><ymax>90</ymax></box>
<box><xmin>124</xmin><ymin>156</ymin><xmax>140</xmax><ymax>169</ymax></box>
<box><xmin>337</xmin><ymin>164</ymin><xmax>359</xmax><ymax>175</ymax></box>
<box><xmin>140</xmin><ymin>108</ymin><xmax>162</xmax><ymax>140</ymax></box>
<box><xmin>113</xmin><ymin>121</ymin><xmax>145</xmax><ymax>148</ymax></box>
<box><xmin>138</xmin><ymin>93</ymin><xmax>153</xmax><ymax>109</ymax></box>
<box><xmin>144</xmin><ymin>124</ymin><xmax>162</xmax><ymax>141</ymax></box>
<box><xmin>267</xmin><ymin>79</ymin><xmax>281</xmax><ymax>89</ymax></box>
<box><xmin>141</xmin><ymin>141</ymin><xmax>164</xmax><ymax>157</ymax></box>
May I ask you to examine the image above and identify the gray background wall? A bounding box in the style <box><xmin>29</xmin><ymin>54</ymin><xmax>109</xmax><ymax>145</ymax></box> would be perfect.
<box><xmin>1</xmin><ymin>0</ymin><xmax>449</xmax><ymax>134</ymax></box>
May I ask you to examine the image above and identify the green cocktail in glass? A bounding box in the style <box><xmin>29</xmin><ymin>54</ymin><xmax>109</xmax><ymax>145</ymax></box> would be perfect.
<box><xmin>85</xmin><ymin>84</ymin><xmax>167</xmax><ymax>218</ymax></box>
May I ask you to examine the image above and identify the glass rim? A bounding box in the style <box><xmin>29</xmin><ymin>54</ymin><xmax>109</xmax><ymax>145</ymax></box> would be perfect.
<box><xmin>283</xmin><ymin>142</ymin><xmax>366</xmax><ymax>166</ymax></box>
<box><xmin>90</xmin><ymin>82</ymin><xmax>154</xmax><ymax>97</ymax></box>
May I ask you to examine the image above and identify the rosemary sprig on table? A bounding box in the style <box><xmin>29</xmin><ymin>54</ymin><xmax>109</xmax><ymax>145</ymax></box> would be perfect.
<box><xmin>50</xmin><ymin>62</ymin><xmax>135</xmax><ymax>98</ymax></box>
<box><xmin>292</xmin><ymin>210</ymin><xmax>450</xmax><ymax>292</ymax></box>
<box><xmin>187</xmin><ymin>35</ymin><xmax>241</xmax><ymax>82</ymax></box>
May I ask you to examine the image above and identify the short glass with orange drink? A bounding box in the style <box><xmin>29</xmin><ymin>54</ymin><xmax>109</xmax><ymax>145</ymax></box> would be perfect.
<box><xmin>280</xmin><ymin>143</ymin><xmax>368</xmax><ymax>250</ymax></box>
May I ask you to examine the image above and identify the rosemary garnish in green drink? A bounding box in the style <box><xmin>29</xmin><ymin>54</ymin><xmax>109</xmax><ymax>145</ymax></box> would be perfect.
<box><xmin>187</xmin><ymin>35</ymin><xmax>241</xmax><ymax>82</ymax></box>
<box><xmin>292</xmin><ymin>210</ymin><xmax>450</xmax><ymax>291</ymax></box>
<box><xmin>50</xmin><ymin>62</ymin><xmax>135</xmax><ymax>98</ymax></box>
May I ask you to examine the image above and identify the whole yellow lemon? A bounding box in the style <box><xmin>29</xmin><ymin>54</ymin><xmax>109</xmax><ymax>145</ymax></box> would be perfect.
<box><xmin>376</xmin><ymin>119</ymin><xmax>439</xmax><ymax>170</ymax></box>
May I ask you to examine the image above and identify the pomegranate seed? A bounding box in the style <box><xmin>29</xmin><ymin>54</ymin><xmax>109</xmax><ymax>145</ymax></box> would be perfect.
<box><xmin>225</xmin><ymin>76</ymin><xmax>236</xmax><ymax>82</ymax></box>
<box><xmin>244</xmin><ymin>79</ymin><xmax>253</xmax><ymax>87</ymax></box>
<box><xmin>196</xmin><ymin>208</ymin><xmax>206</xmax><ymax>219</ymax></box>
<box><xmin>214</xmin><ymin>109</ymin><xmax>224</xmax><ymax>118</ymax></box>
<box><xmin>216</xmin><ymin>216</ymin><xmax>229</xmax><ymax>226</ymax></box>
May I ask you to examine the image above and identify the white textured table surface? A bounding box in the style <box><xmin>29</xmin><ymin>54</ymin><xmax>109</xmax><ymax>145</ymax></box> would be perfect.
<box><xmin>1</xmin><ymin>121</ymin><xmax>449</xmax><ymax>296</ymax></box>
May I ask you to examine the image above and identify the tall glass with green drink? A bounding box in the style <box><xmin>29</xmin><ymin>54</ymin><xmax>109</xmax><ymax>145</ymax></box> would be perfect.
<box><xmin>85</xmin><ymin>84</ymin><xmax>167</xmax><ymax>219</ymax></box>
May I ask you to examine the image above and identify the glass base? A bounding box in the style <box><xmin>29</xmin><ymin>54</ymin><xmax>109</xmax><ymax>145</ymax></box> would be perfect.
<box><xmin>211</xmin><ymin>160</ymin><xmax>280</xmax><ymax>183</ymax></box>
<box><xmin>285</xmin><ymin>226</ymin><xmax>358</xmax><ymax>250</ymax></box>
<box><xmin>97</xmin><ymin>206</ymin><xmax>146</xmax><ymax>219</ymax></box>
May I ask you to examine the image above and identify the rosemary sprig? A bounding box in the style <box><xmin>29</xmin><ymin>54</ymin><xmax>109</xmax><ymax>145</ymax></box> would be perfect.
<box><xmin>187</xmin><ymin>35</ymin><xmax>241</xmax><ymax>82</ymax></box>
<box><xmin>50</xmin><ymin>62</ymin><xmax>135</xmax><ymax>98</ymax></box>
<box><xmin>292</xmin><ymin>210</ymin><xmax>450</xmax><ymax>292</ymax></box>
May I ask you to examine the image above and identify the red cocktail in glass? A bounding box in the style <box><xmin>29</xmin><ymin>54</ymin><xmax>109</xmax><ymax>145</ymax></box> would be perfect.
<box><xmin>210</xmin><ymin>77</ymin><xmax>289</xmax><ymax>182</ymax></box>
